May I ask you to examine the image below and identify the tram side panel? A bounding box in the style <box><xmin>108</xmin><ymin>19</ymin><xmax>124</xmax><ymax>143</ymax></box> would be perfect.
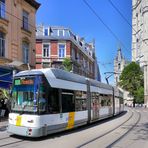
<box><xmin>90</xmin><ymin>85</ymin><xmax>114</xmax><ymax>122</ymax></box>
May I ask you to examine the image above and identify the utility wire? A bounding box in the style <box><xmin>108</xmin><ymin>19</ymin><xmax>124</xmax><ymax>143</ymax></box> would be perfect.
<box><xmin>108</xmin><ymin>0</ymin><xmax>134</xmax><ymax>33</ymax></box>
<box><xmin>83</xmin><ymin>0</ymin><xmax>136</xmax><ymax>61</ymax></box>
<box><xmin>0</xmin><ymin>7</ymin><xmax>46</xmax><ymax>34</ymax></box>
<box><xmin>108</xmin><ymin>0</ymin><xmax>148</xmax><ymax>49</ymax></box>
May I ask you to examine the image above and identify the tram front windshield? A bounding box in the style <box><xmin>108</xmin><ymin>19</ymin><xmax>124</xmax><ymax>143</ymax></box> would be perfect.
<box><xmin>11</xmin><ymin>76</ymin><xmax>37</xmax><ymax>113</ymax></box>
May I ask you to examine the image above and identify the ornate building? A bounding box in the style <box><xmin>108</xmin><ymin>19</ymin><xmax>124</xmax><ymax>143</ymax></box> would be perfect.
<box><xmin>132</xmin><ymin>0</ymin><xmax>148</xmax><ymax>106</ymax></box>
<box><xmin>36</xmin><ymin>25</ymin><xmax>101</xmax><ymax>81</ymax></box>
<box><xmin>0</xmin><ymin>0</ymin><xmax>40</xmax><ymax>89</ymax></box>
<box><xmin>0</xmin><ymin>0</ymin><xmax>40</xmax><ymax>68</ymax></box>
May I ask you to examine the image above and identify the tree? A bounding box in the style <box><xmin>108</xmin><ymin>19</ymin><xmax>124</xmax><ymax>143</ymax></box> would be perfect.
<box><xmin>62</xmin><ymin>57</ymin><xmax>72</xmax><ymax>72</ymax></box>
<box><xmin>119</xmin><ymin>62</ymin><xmax>144</xmax><ymax>107</ymax></box>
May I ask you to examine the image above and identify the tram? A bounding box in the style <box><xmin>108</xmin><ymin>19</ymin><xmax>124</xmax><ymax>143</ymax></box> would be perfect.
<box><xmin>8</xmin><ymin>68</ymin><xmax>124</xmax><ymax>137</ymax></box>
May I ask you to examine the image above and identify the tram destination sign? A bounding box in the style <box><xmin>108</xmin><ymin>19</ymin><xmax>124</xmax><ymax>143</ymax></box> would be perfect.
<box><xmin>14</xmin><ymin>78</ymin><xmax>34</xmax><ymax>85</ymax></box>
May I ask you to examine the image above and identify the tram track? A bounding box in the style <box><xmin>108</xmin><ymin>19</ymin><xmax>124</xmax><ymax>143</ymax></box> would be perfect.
<box><xmin>0</xmin><ymin>136</ymin><xmax>11</xmax><ymax>141</ymax></box>
<box><xmin>77</xmin><ymin>109</ymin><xmax>140</xmax><ymax>148</ymax></box>
<box><xmin>0</xmin><ymin>134</ymin><xmax>28</xmax><ymax>148</ymax></box>
<box><xmin>0</xmin><ymin>139</ymin><xmax>24</xmax><ymax>147</ymax></box>
<box><xmin>106</xmin><ymin>109</ymin><xmax>141</xmax><ymax>148</ymax></box>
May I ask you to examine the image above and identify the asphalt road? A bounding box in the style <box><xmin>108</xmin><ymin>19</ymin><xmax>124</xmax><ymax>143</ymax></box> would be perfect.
<box><xmin>0</xmin><ymin>107</ymin><xmax>148</xmax><ymax>148</ymax></box>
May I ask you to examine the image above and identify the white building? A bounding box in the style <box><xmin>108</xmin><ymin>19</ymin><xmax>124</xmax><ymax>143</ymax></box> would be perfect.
<box><xmin>132</xmin><ymin>0</ymin><xmax>148</xmax><ymax>106</ymax></box>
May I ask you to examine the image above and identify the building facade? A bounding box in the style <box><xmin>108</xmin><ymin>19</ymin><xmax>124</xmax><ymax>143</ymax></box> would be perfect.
<box><xmin>0</xmin><ymin>0</ymin><xmax>40</xmax><ymax>69</ymax></box>
<box><xmin>36</xmin><ymin>25</ymin><xmax>101</xmax><ymax>80</ymax></box>
<box><xmin>114</xmin><ymin>48</ymin><xmax>133</xmax><ymax>106</ymax></box>
<box><xmin>0</xmin><ymin>0</ymin><xmax>40</xmax><ymax>89</ymax></box>
<box><xmin>132</xmin><ymin>0</ymin><xmax>148</xmax><ymax>106</ymax></box>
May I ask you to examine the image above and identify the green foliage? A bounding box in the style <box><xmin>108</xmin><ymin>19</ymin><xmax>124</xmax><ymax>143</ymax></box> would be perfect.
<box><xmin>0</xmin><ymin>88</ymin><xmax>10</xmax><ymax>100</ymax></box>
<box><xmin>119</xmin><ymin>62</ymin><xmax>144</xmax><ymax>104</ymax></box>
<box><xmin>135</xmin><ymin>86</ymin><xmax>144</xmax><ymax>104</ymax></box>
<box><xmin>62</xmin><ymin>58</ymin><xmax>72</xmax><ymax>72</ymax></box>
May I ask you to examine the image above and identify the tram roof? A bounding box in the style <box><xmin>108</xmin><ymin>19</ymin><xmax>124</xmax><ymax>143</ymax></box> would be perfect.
<box><xmin>15</xmin><ymin>68</ymin><xmax>113</xmax><ymax>90</ymax></box>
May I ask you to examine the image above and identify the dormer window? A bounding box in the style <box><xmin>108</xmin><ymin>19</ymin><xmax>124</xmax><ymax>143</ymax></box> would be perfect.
<box><xmin>58</xmin><ymin>30</ymin><xmax>64</xmax><ymax>36</ymax></box>
<box><xmin>44</xmin><ymin>28</ymin><xmax>49</xmax><ymax>36</ymax></box>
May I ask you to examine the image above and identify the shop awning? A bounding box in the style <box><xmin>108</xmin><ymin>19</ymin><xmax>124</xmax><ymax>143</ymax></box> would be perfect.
<box><xmin>0</xmin><ymin>66</ymin><xmax>13</xmax><ymax>89</ymax></box>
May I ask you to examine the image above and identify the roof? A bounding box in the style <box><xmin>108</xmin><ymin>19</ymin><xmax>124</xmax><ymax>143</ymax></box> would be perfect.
<box><xmin>15</xmin><ymin>68</ymin><xmax>113</xmax><ymax>93</ymax></box>
<box><xmin>24</xmin><ymin>0</ymin><xmax>40</xmax><ymax>10</ymax></box>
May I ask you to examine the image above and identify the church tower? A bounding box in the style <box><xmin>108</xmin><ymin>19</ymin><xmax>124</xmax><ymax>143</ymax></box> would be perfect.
<box><xmin>114</xmin><ymin>48</ymin><xmax>125</xmax><ymax>85</ymax></box>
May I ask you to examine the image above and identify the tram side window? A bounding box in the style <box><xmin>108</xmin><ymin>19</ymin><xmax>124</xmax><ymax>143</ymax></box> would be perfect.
<box><xmin>91</xmin><ymin>92</ymin><xmax>100</xmax><ymax>109</ymax></box>
<box><xmin>100</xmin><ymin>95</ymin><xmax>112</xmax><ymax>107</ymax></box>
<box><xmin>75</xmin><ymin>91</ymin><xmax>87</xmax><ymax>111</ymax></box>
<box><xmin>62</xmin><ymin>89</ymin><xmax>75</xmax><ymax>113</ymax></box>
<box><xmin>120</xmin><ymin>97</ymin><xmax>124</xmax><ymax>104</ymax></box>
<box><xmin>48</xmin><ymin>88</ymin><xmax>60</xmax><ymax>114</ymax></box>
<box><xmin>100</xmin><ymin>94</ymin><xmax>107</xmax><ymax>107</ymax></box>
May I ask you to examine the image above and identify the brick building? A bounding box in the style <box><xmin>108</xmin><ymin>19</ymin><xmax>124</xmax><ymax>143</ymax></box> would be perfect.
<box><xmin>36</xmin><ymin>25</ymin><xmax>101</xmax><ymax>80</ymax></box>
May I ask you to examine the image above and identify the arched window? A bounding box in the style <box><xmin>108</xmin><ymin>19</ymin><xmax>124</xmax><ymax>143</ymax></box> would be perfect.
<box><xmin>0</xmin><ymin>31</ymin><xmax>5</xmax><ymax>57</ymax></box>
<box><xmin>22</xmin><ymin>42</ymin><xmax>29</xmax><ymax>64</ymax></box>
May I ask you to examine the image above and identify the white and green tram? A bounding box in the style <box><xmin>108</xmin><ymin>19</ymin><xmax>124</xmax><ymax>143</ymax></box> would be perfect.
<box><xmin>8</xmin><ymin>68</ymin><xmax>124</xmax><ymax>137</ymax></box>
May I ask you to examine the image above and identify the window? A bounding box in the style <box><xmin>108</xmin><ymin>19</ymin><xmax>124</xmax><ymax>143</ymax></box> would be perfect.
<box><xmin>58</xmin><ymin>44</ymin><xmax>66</xmax><ymax>58</ymax></box>
<box><xmin>62</xmin><ymin>89</ymin><xmax>75</xmax><ymax>113</ymax></box>
<box><xmin>118</xmin><ymin>63</ymin><xmax>121</xmax><ymax>70</ymax></box>
<box><xmin>42</xmin><ymin>44</ymin><xmax>50</xmax><ymax>57</ymax></box>
<box><xmin>22</xmin><ymin>10</ymin><xmax>29</xmax><ymax>30</ymax></box>
<box><xmin>0</xmin><ymin>31</ymin><xmax>5</xmax><ymax>57</ymax></box>
<box><xmin>72</xmin><ymin>48</ymin><xmax>75</xmax><ymax>60</ymax></box>
<box><xmin>48</xmin><ymin>88</ymin><xmax>60</xmax><ymax>113</ymax></box>
<box><xmin>75</xmin><ymin>91</ymin><xmax>87</xmax><ymax>111</ymax></box>
<box><xmin>52</xmin><ymin>29</ymin><xmax>58</xmax><ymax>36</ymax></box>
<box><xmin>136</xmin><ymin>38</ymin><xmax>139</xmax><ymax>42</ymax></box>
<box><xmin>39</xmin><ymin>76</ymin><xmax>60</xmax><ymax>114</ymax></box>
<box><xmin>44</xmin><ymin>28</ymin><xmax>48</xmax><ymax>36</ymax></box>
<box><xmin>100</xmin><ymin>95</ymin><xmax>112</xmax><ymax>107</ymax></box>
<box><xmin>22</xmin><ymin>42</ymin><xmax>29</xmax><ymax>64</ymax></box>
<box><xmin>0</xmin><ymin>0</ymin><xmax>5</xmax><ymax>18</ymax></box>
<box><xmin>64</xmin><ymin>30</ymin><xmax>70</xmax><ymax>37</ymax></box>
<box><xmin>58</xmin><ymin>30</ymin><xmax>64</xmax><ymax>36</ymax></box>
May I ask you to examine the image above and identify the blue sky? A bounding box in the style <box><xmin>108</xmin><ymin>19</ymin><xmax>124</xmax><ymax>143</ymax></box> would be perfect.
<box><xmin>36</xmin><ymin>0</ymin><xmax>132</xmax><ymax>84</ymax></box>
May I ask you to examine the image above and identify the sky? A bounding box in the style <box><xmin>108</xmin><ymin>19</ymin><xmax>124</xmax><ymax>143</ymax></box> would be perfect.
<box><xmin>36</xmin><ymin>0</ymin><xmax>132</xmax><ymax>84</ymax></box>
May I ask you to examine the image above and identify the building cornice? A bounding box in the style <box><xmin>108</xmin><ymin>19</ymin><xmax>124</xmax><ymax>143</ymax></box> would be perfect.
<box><xmin>24</xmin><ymin>0</ymin><xmax>41</xmax><ymax>10</ymax></box>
